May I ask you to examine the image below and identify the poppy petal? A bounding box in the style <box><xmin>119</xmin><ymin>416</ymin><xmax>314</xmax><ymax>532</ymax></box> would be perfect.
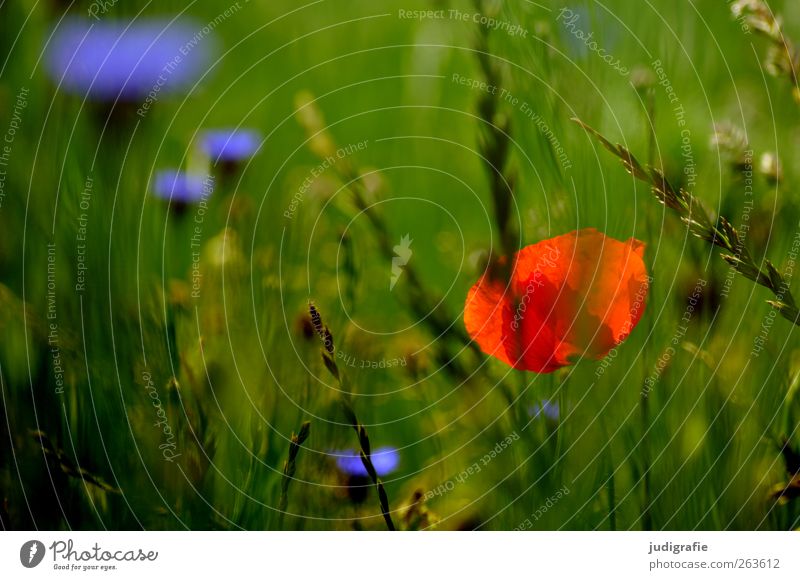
<box><xmin>464</xmin><ymin>228</ymin><xmax>649</xmax><ymax>373</ymax></box>
<box><xmin>464</xmin><ymin>273</ymin><xmax>517</xmax><ymax>368</ymax></box>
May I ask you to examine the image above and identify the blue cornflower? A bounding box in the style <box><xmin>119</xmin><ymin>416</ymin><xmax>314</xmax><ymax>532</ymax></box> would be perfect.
<box><xmin>529</xmin><ymin>400</ymin><xmax>560</xmax><ymax>422</ymax></box>
<box><xmin>45</xmin><ymin>18</ymin><xmax>211</xmax><ymax>101</ymax></box>
<box><xmin>152</xmin><ymin>170</ymin><xmax>214</xmax><ymax>204</ymax></box>
<box><xmin>199</xmin><ymin>129</ymin><xmax>261</xmax><ymax>164</ymax></box>
<box><xmin>334</xmin><ymin>446</ymin><xmax>400</xmax><ymax>477</ymax></box>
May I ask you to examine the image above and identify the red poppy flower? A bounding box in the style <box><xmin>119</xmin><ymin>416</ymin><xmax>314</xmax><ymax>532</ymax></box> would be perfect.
<box><xmin>465</xmin><ymin>228</ymin><xmax>649</xmax><ymax>373</ymax></box>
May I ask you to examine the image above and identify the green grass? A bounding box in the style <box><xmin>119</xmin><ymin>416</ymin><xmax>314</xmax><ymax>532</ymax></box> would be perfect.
<box><xmin>1</xmin><ymin>0</ymin><xmax>799</xmax><ymax>530</ymax></box>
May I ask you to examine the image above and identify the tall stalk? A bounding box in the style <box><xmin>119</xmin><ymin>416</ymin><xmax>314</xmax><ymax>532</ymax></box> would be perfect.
<box><xmin>308</xmin><ymin>303</ymin><xmax>396</xmax><ymax>531</ymax></box>
<box><xmin>573</xmin><ymin>118</ymin><xmax>800</xmax><ymax>326</ymax></box>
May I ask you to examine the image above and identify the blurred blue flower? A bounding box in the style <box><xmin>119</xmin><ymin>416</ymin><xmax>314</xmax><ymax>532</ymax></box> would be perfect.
<box><xmin>334</xmin><ymin>446</ymin><xmax>399</xmax><ymax>477</ymax></box>
<box><xmin>45</xmin><ymin>18</ymin><xmax>211</xmax><ymax>101</ymax></box>
<box><xmin>152</xmin><ymin>170</ymin><xmax>214</xmax><ymax>204</ymax></box>
<box><xmin>529</xmin><ymin>400</ymin><xmax>560</xmax><ymax>422</ymax></box>
<box><xmin>199</xmin><ymin>129</ymin><xmax>261</xmax><ymax>163</ymax></box>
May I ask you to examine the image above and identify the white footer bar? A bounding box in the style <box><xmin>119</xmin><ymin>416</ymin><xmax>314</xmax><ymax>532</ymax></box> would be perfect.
<box><xmin>1</xmin><ymin>532</ymin><xmax>796</xmax><ymax>578</ymax></box>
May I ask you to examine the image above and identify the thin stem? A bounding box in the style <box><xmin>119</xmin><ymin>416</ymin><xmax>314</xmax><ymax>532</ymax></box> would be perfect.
<box><xmin>308</xmin><ymin>302</ymin><xmax>396</xmax><ymax>531</ymax></box>
<box><xmin>638</xmin><ymin>84</ymin><xmax>656</xmax><ymax>528</ymax></box>
<box><xmin>640</xmin><ymin>398</ymin><xmax>653</xmax><ymax>531</ymax></box>
<box><xmin>339</xmin><ymin>397</ymin><xmax>396</xmax><ymax>531</ymax></box>
<box><xmin>277</xmin><ymin>421</ymin><xmax>311</xmax><ymax>529</ymax></box>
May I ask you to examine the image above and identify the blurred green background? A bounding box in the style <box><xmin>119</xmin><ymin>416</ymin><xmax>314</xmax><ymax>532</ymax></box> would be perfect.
<box><xmin>1</xmin><ymin>0</ymin><xmax>799</xmax><ymax>530</ymax></box>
